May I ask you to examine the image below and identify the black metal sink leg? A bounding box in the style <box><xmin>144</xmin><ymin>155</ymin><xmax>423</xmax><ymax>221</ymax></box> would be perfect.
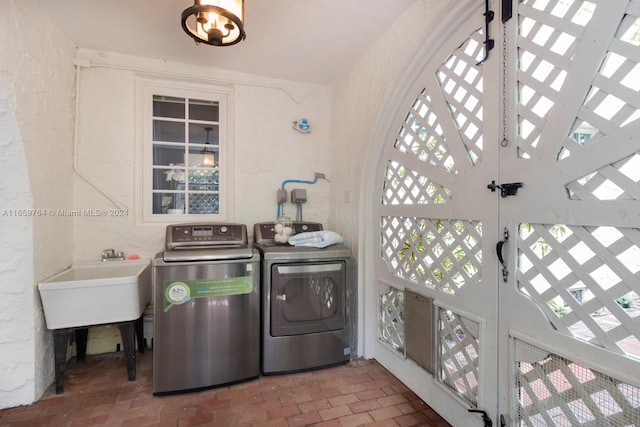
<box><xmin>75</xmin><ymin>327</ymin><xmax>89</xmax><ymax>361</ymax></box>
<box><xmin>53</xmin><ymin>329</ymin><xmax>71</xmax><ymax>394</ymax></box>
<box><xmin>117</xmin><ymin>321</ymin><xmax>136</xmax><ymax>381</ymax></box>
<box><xmin>135</xmin><ymin>315</ymin><xmax>145</xmax><ymax>354</ymax></box>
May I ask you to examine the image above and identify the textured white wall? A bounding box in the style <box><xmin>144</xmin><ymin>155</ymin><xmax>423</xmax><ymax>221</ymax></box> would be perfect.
<box><xmin>0</xmin><ymin>0</ymin><xmax>75</xmax><ymax>409</ymax></box>
<box><xmin>329</xmin><ymin>0</ymin><xmax>444</xmax><ymax>239</ymax></box>
<box><xmin>329</xmin><ymin>0</ymin><xmax>449</xmax><ymax>353</ymax></box>
<box><xmin>72</xmin><ymin>51</ymin><xmax>332</xmax><ymax>263</ymax></box>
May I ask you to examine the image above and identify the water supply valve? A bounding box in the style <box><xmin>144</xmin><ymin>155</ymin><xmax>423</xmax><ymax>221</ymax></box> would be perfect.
<box><xmin>276</xmin><ymin>188</ymin><xmax>288</xmax><ymax>204</ymax></box>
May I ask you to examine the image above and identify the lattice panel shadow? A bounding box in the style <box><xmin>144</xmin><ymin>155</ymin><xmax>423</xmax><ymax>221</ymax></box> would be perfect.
<box><xmin>515</xmin><ymin>338</ymin><xmax>640</xmax><ymax>426</ymax></box>
<box><xmin>382</xmin><ymin>161</ymin><xmax>452</xmax><ymax>205</ymax></box>
<box><xmin>518</xmin><ymin>223</ymin><xmax>640</xmax><ymax>357</ymax></box>
<box><xmin>394</xmin><ymin>89</ymin><xmax>457</xmax><ymax>173</ymax></box>
<box><xmin>517</xmin><ymin>0</ymin><xmax>596</xmax><ymax>158</ymax></box>
<box><xmin>437</xmin><ymin>308</ymin><xmax>480</xmax><ymax>408</ymax></box>
<box><xmin>436</xmin><ymin>27</ymin><xmax>485</xmax><ymax>165</ymax></box>
<box><xmin>381</xmin><ymin>217</ymin><xmax>482</xmax><ymax>294</ymax></box>
<box><xmin>566</xmin><ymin>151</ymin><xmax>640</xmax><ymax>200</ymax></box>
<box><xmin>559</xmin><ymin>5</ymin><xmax>640</xmax><ymax>160</ymax></box>
<box><xmin>379</xmin><ymin>285</ymin><xmax>405</xmax><ymax>354</ymax></box>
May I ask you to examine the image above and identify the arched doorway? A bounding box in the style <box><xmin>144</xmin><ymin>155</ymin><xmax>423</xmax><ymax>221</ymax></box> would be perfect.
<box><xmin>364</xmin><ymin>0</ymin><xmax>640</xmax><ymax>424</ymax></box>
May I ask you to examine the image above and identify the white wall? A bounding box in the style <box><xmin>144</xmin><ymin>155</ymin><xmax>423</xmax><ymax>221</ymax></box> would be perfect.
<box><xmin>329</xmin><ymin>0</ymin><xmax>447</xmax><ymax>352</ymax></box>
<box><xmin>67</xmin><ymin>51</ymin><xmax>333</xmax><ymax>355</ymax></box>
<box><xmin>72</xmin><ymin>51</ymin><xmax>333</xmax><ymax>262</ymax></box>
<box><xmin>0</xmin><ymin>0</ymin><xmax>76</xmax><ymax>409</ymax></box>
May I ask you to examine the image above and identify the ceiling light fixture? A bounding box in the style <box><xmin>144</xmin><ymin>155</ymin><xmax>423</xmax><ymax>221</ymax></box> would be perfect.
<box><xmin>181</xmin><ymin>0</ymin><xmax>245</xmax><ymax>46</ymax></box>
<box><xmin>201</xmin><ymin>127</ymin><xmax>216</xmax><ymax>166</ymax></box>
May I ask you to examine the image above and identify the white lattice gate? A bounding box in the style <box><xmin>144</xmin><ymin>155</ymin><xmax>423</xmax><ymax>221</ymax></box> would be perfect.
<box><xmin>370</xmin><ymin>0</ymin><xmax>640</xmax><ymax>425</ymax></box>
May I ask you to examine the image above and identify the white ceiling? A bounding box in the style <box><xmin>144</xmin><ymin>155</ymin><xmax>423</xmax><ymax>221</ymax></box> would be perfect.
<box><xmin>37</xmin><ymin>0</ymin><xmax>417</xmax><ymax>85</ymax></box>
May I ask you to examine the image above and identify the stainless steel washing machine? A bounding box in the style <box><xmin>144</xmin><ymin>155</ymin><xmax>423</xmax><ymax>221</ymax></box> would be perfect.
<box><xmin>153</xmin><ymin>223</ymin><xmax>260</xmax><ymax>394</ymax></box>
<box><xmin>254</xmin><ymin>221</ymin><xmax>352</xmax><ymax>375</ymax></box>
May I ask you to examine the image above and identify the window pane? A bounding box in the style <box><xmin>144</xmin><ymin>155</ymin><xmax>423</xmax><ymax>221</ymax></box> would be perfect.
<box><xmin>189</xmin><ymin>169</ymin><xmax>219</xmax><ymax>191</ymax></box>
<box><xmin>153</xmin><ymin>192</ymin><xmax>185</xmax><ymax>214</ymax></box>
<box><xmin>153</xmin><ymin>120</ymin><xmax>185</xmax><ymax>143</ymax></box>
<box><xmin>189</xmin><ymin>99</ymin><xmax>219</xmax><ymax>121</ymax></box>
<box><xmin>189</xmin><ymin>123</ymin><xmax>219</xmax><ymax>145</ymax></box>
<box><xmin>153</xmin><ymin>96</ymin><xmax>185</xmax><ymax>119</ymax></box>
<box><xmin>188</xmin><ymin>193</ymin><xmax>219</xmax><ymax>215</ymax></box>
<box><xmin>187</xmin><ymin>146</ymin><xmax>218</xmax><ymax>167</ymax></box>
<box><xmin>153</xmin><ymin>144</ymin><xmax>185</xmax><ymax>166</ymax></box>
<box><xmin>154</xmin><ymin>168</ymin><xmax>184</xmax><ymax>190</ymax></box>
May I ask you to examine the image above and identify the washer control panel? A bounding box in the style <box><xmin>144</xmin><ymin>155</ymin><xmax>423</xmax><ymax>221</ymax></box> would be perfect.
<box><xmin>166</xmin><ymin>223</ymin><xmax>247</xmax><ymax>249</ymax></box>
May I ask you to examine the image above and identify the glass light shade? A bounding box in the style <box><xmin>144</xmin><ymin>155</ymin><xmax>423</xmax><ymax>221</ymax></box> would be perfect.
<box><xmin>182</xmin><ymin>0</ymin><xmax>245</xmax><ymax>46</ymax></box>
<box><xmin>202</xmin><ymin>150</ymin><xmax>215</xmax><ymax>166</ymax></box>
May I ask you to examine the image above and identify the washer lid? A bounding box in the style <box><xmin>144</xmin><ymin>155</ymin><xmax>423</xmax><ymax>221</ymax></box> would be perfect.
<box><xmin>162</xmin><ymin>247</ymin><xmax>255</xmax><ymax>262</ymax></box>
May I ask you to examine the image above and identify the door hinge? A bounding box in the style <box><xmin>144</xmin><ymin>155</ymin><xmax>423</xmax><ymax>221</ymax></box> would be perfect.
<box><xmin>476</xmin><ymin>0</ymin><xmax>495</xmax><ymax>65</ymax></box>
<box><xmin>487</xmin><ymin>180</ymin><xmax>523</xmax><ymax>198</ymax></box>
<box><xmin>468</xmin><ymin>409</ymin><xmax>493</xmax><ymax>427</ymax></box>
<box><xmin>500</xmin><ymin>414</ymin><xmax>507</xmax><ymax>427</ymax></box>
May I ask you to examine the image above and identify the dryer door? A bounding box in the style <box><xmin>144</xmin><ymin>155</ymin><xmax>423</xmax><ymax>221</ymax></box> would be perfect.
<box><xmin>271</xmin><ymin>261</ymin><xmax>346</xmax><ymax>336</ymax></box>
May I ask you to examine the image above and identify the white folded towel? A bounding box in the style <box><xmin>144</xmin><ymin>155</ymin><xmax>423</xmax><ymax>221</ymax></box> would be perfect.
<box><xmin>288</xmin><ymin>231</ymin><xmax>345</xmax><ymax>248</ymax></box>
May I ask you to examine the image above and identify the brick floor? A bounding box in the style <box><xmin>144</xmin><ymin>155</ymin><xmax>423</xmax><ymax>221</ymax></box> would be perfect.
<box><xmin>0</xmin><ymin>351</ymin><xmax>452</xmax><ymax>426</ymax></box>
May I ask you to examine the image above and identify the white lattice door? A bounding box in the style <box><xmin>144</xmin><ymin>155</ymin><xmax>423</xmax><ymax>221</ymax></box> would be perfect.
<box><xmin>373</xmin><ymin>0</ymin><xmax>640</xmax><ymax>425</ymax></box>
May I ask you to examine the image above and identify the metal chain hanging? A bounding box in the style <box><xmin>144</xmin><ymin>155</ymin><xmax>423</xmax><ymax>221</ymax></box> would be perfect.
<box><xmin>501</xmin><ymin>20</ymin><xmax>509</xmax><ymax>148</ymax></box>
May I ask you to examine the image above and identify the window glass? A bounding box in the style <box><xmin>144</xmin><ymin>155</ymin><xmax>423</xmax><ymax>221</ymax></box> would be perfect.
<box><xmin>189</xmin><ymin>99</ymin><xmax>219</xmax><ymax>121</ymax></box>
<box><xmin>187</xmin><ymin>146</ymin><xmax>219</xmax><ymax>168</ymax></box>
<box><xmin>188</xmin><ymin>194</ymin><xmax>219</xmax><ymax>215</ymax></box>
<box><xmin>153</xmin><ymin>120</ymin><xmax>185</xmax><ymax>143</ymax></box>
<box><xmin>188</xmin><ymin>168</ymin><xmax>219</xmax><ymax>192</ymax></box>
<box><xmin>189</xmin><ymin>123</ymin><xmax>219</xmax><ymax>145</ymax></box>
<box><xmin>153</xmin><ymin>96</ymin><xmax>185</xmax><ymax>118</ymax></box>
<box><xmin>140</xmin><ymin>80</ymin><xmax>231</xmax><ymax>220</ymax></box>
<box><xmin>153</xmin><ymin>144</ymin><xmax>185</xmax><ymax>166</ymax></box>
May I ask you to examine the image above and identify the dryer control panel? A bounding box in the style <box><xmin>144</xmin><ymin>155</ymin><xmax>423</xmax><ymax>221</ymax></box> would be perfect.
<box><xmin>254</xmin><ymin>221</ymin><xmax>323</xmax><ymax>244</ymax></box>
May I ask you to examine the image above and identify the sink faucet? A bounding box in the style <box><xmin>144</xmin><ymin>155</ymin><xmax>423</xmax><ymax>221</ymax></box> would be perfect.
<box><xmin>102</xmin><ymin>249</ymin><xmax>125</xmax><ymax>262</ymax></box>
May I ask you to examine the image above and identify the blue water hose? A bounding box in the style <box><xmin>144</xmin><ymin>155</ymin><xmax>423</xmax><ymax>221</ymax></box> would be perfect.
<box><xmin>277</xmin><ymin>177</ymin><xmax>318</xmax><ymax>218</ymax></box>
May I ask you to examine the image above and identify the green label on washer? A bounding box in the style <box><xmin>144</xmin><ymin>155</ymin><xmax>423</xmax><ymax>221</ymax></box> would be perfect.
<box><xmin>163</xmin><ymin>276</ymin><xmax>253</xmax><ymax>312</ymax></box>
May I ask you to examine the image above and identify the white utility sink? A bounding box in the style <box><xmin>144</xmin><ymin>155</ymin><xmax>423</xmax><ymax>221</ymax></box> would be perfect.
<box><xmin>38</xmin><ymin>259</ymin><xmax>152</xmax><ymax>330</ymax></box>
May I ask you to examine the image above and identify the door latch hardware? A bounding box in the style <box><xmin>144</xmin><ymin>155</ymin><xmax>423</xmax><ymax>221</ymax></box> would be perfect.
<box><xmin>496</xmin><ymin>227</ymin><xmax>509</xmax><ymax>283</ymax></box>
<box><xmin>487</xmin><ymin>180</ymin><xmax>523</xmax><ymax>198</ymax></box>
<box><xmin>276</xmin><ymin>295</ymin><xmax>287</xmax><ymax>301</ymax></box>
<box><xmin>502</xmin><ymin>0</ymin><xmax>513</xmax><ymax>22</ymax></box>
<box><xmin>468</xmin><ymin>408</ymin><xmax>493</xmax><ymax>427</ymax></box>
<box><xmin>500</xmin><ymin>414</ymin><xmax>507</xmax><ymax>427</ymax></box>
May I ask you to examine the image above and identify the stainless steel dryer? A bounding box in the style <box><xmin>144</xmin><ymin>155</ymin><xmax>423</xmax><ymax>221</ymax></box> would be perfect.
<box><xmin>254</xmin><ymin>221</ymin><xmax>351</xmax><ymax>375</ymax></box>
<box><xmin>153</xmin><ymin>223</ymin><xmax>260</xmax><ymax>394</ymax></box>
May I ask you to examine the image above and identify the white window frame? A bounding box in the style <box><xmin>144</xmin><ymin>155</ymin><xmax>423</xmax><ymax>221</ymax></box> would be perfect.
<box><xmin>135</xmin><ymin>76</ymin><xmax>235</xmax><ymax>223</ymax></box>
